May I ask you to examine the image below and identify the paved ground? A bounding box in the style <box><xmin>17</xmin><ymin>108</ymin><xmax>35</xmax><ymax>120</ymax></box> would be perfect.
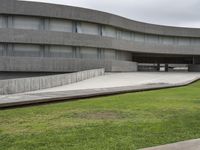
<box><xmin>30</xmin><ymin>72</ymin><xmax>200</xmax><ymax>93</ymax></box>
<box><xmin>0</xmin><ymin>83</ymin><xmax>175</xmax><ymax>108</ymax></box>
<box><xmin>140</xmin><ymin>139</ymin><xmax>200</xmax><ymax>150</ymax></box>
<box><xmin>1</xmin><ymin>72</ymin><xmax>200</xmax><ymax>108</ymax></box>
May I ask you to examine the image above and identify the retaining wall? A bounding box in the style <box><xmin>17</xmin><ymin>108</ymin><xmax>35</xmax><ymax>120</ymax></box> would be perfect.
<box><xmin>0</xmin><ymin>68</ymin><xmax>105</xmax><ymax>95</ymax></box>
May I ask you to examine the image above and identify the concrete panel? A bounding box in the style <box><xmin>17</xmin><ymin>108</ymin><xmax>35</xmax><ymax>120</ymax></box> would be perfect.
<box><xmin>0</xmin><ymin>68</ymin><xmax>105</xmax><ymax>94</ymax></box>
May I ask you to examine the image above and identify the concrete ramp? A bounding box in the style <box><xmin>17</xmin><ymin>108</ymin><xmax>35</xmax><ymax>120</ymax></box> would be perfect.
<box><xmin>1</xmin><ymin>72</ymin><xmax>200</xmax><ymax>108</ymax></box>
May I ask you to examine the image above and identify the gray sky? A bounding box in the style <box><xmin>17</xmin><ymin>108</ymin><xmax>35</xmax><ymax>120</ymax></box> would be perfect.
<box><xmin>22</xmin><ymin>0</ymin><xmax>200</xmax><ymax>28</ymax></box>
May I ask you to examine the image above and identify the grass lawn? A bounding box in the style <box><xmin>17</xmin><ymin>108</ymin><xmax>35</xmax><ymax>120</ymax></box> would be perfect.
<box><xmin>1</xmin><ymin>81</ymin><xmax>200</xmax><ymax>150</ymax></box>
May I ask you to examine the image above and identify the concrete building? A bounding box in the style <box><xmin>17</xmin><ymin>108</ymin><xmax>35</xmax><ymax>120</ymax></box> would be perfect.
<box><xmin>0</xmin><ymin>0</ymin><xmax>200</xmax><ymax>72</ymax></box>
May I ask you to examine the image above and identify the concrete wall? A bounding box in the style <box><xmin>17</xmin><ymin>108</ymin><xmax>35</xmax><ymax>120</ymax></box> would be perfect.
<box><xmin>0</xmin><ymin>56</ymin><xmax>137</xmax><ymax>72</ymax></box>
<box><xmin>1</xmin><ymin>29</ymin><xmax>200</xmax><ymax>56</ymax></box>
<box><xmin>3</xmin><ymin>13</ymin><xmax>198</xmax><ymax>47</ymax></box>
<box><xmin>188</xmin><ymin>65</ymin><xmax>200</xmax><ymax>72</ymax></box>
<box><xmin>108</xmin><ymin>60</ymin><xmax>137</xmax><ymax>72</ymax></box>
<box><xmin>0</xmin><ymin>43</ymin><xmax>133</xmax><ymax>61</ymax></box>
<box><xmin>1</xmin><ymin>0</ymin><xmax>200</xmax><ymax>37</ymax></box>
<box><xmin>0</xmin><ymin>68</ymin><xmax>105</xmax><ymax>95</ymax></box>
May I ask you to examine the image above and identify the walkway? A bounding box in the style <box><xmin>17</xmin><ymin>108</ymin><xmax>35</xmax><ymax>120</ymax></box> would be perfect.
<box><xmin>140</xmin><ymin>139</ymin><xmax>200</xmax><ymax>150</ymax></box>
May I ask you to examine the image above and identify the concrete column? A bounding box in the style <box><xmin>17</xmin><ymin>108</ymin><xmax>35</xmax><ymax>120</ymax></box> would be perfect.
<box><xmin>98</xmin><ymin>25</ymin><xmax>103</xmax><ymax>36</ymax></box>
<box><xmin>43</xmin><ymin>45</ymin><xmax>50</xmax><ymax>57</ymax></box>
<box><xmin>156</xmin><ymin>63</ymin><xmax>160</xmax><ymax>71</ymax></box>
<box><xmin>165</xmin><ymin>64</ymin><xmax>169</xmax><ymax>72</ymax></box>
<box><xmin>44</xmin><ymin>18</ymin><xmax>50</xmax><ymax>31</ymax></box>
<box><xmin>1</xmin><ymin>15</ymin><xmax>8</xmax><ymax>28</ymax></box>
<box><xmin>40</xmin><ymin>45</ymin><xmax>45</xmax><ymax>57</ymax></box>
<box><xmin>7</xmin><ymin>44</ymin><xmax>13</xmax><ymax>56</ymax></box>
<box><xmin>72</xmin><ymin>21</ymin><xmax>77</xmax><ymax>33</ymax></box>
<box><xmin>7</xmin><ymin>16</ymin><xmax>13</xmax><ymax>28</ymax></box>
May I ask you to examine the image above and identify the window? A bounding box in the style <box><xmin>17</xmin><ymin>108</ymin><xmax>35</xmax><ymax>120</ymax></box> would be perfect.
<box><xmin>120</xmin><ymin>30</ymin><xmax>132</xmax><ymax>40</ymax></box>
<box><xmin>80</xmin><ymin>47</ymin><xmax>98</xmax><ymax>59</ymax></box>
<box><xmin>77</xmin><ymin>22</ymin><xmax>99</xmax><ymax>35</ymax></box>
<box><xmin>145</xmin><ymin>34</ymin><xmax>159</xmax><ymax>44</ymax></box>
<box><xmin>161</xmin><ymin>36</ymin><xmax>174</xmax><ymax>45</ymax></box>
<box><xmin>49</xmin><ymin>19</ymin><xmax>73</xmax><ymax>32</ymax></box>
<box><xmin>134</xmin><ymin>32</ymin><xmax>145</xmax><ymax>42</ymax></box>
<box><xmin>191</xmin><ymin>38</ymin><xmax>200</xmax><ymax>46</ymax></box>
<box><xmin>102</xmin><ymin>26</ymin><xmax>117</xmax><ymax>38</ymax></box>
<box><xmin>104</xmin><ymin>49</ymin><xmax>116</xmax><ymax>60</ymax></box>
<box><xmin>49</xmin><ymin>46</ymin><xmax>73</xmax><ymax>58</ymax></box>
<box><xmin>178</xmin><ymin>37</ymin><xmax>190</xmax><ymax>46</ymax></box>
<box><xmin>13</xmin><ymin>44</ymin><xmax>40</xmax><ymax>57</ymax></box>
<box><xmin>13</xmin><ymin>16</ymin><xmax>41</xmax><ymax>30</ymax></box>
<box><xmin>116</xmin><ymin>51</ymin><xmax>132</xmax><ymax>61</ymax></box>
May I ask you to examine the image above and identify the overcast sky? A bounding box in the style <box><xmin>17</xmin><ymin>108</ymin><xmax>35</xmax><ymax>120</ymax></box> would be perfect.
<box><xmin>22</xmin><ymin>0</ymin><xmax>200</xmax><ymax>28</ymax></box>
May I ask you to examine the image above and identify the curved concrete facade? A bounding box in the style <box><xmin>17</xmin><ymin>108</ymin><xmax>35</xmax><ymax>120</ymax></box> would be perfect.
<box><xmin>0</xmin><ymin>0</ymin><xmax>200</xmax><ymax>72</ymax></box>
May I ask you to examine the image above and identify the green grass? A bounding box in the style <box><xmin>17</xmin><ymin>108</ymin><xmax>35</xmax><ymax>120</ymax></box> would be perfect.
<box><xmin>1</xmin><ymin>81</ymin><xmax>200</xmax><ymax>150</ymax></box>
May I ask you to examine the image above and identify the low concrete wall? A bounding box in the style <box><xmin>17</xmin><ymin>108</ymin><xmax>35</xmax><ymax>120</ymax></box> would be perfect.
<box><xmin>0</xmin><ymin>68</ymin><xmax>105</xmax><ymax>95</ymax></box>
<box><xmin>106</xmin><ymin>60</ymin><xmax>138</xmax><ymax>72</ymax></box>
<box><xmin>0</xmin><ymin>56</ymin><xmax>137</xmax><ymax>72</ymax></box>
<box><xmin>188</xmin><ymin>65</ymin><xmax>200</xmax><ymax>72</ymax></box>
